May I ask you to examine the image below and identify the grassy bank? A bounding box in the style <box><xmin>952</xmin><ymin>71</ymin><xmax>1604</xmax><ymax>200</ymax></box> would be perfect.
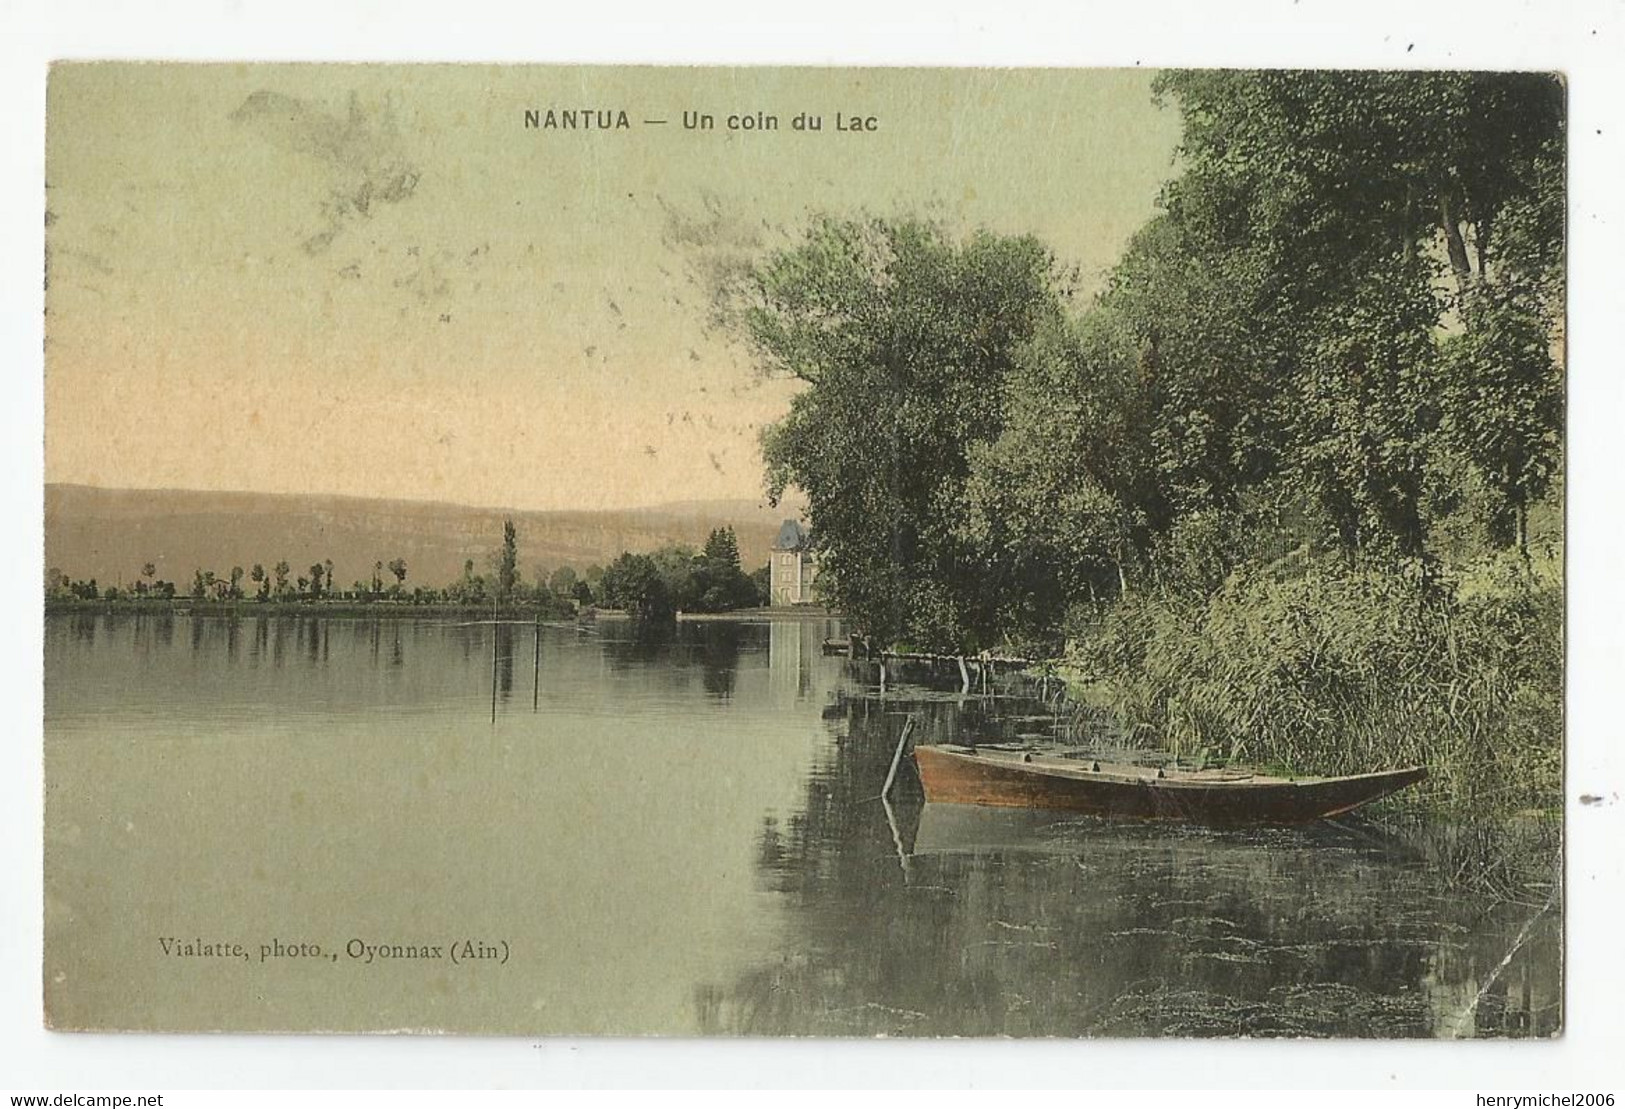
<box><xmin>1063</xmin><ymin>552</ymin><xmax>1562</xmax><ymax>815</ymax></box>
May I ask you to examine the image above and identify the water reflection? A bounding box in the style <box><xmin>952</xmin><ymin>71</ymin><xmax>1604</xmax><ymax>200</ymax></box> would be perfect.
<box><xmin>43</xmin><ymin>613</ymin><xmax>1559</xmax><ymax>1037</ymax></box>
<box><xmin>496</xmin><ymin>623</ymin><xmax>515</xmax><ymax>699</ymax></box>
<box><xmin>701</xmin><ymin>683</ymin><xmax>1562</xmax><ymax>1039</ymax></box>
<box><xmin>699</xmin><ymin>623</ymin><xmax>744</xmax><ymax>699</ymax></box>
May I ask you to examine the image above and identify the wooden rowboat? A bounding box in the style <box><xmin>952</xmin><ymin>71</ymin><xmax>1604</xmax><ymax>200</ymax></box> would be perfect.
<box><xmin>912</xmin><ymin>744</ymin><xmax>1427</xmax><ymax>826</ymax></box>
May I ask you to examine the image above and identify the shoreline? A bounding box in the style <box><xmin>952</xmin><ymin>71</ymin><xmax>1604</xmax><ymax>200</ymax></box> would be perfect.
<box><xmin>43</xmin><ymin>599</ymin><xmax>573</xmax><ymax>620</ymax></box>
<box><xmin>44</xmin><ymin>599</ymin><xmax>843</xmax><ymax>622</ymax></box>
<box><xmin>674</xmin><ymin>606</ymin><xmax>839</xmax><ymax>623</ymax></box>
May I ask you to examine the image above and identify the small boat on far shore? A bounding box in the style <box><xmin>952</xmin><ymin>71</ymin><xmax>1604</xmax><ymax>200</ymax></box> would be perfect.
<box><xmin>912</xmin><ymin>744</ymin><xmax>1427</xmax><ymax>826</ymax></box>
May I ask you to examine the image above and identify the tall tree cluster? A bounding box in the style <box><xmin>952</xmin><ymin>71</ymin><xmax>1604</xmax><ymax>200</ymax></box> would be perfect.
<box><xmin>749</xmin><ymin>217</ymin><xmax>1066</xmax><ymax>649</ymax></box>
<box><xmin>744</xmin><ymin>72</ymin><xmax>1564</xmax><ymax>651</ymax></box>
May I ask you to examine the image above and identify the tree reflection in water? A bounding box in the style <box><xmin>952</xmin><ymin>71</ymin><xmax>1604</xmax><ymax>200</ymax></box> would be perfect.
<box><xmin>698</xmin><ymin>688</ymin><xmax>1561</xmax><ymax>1038</ymax></box>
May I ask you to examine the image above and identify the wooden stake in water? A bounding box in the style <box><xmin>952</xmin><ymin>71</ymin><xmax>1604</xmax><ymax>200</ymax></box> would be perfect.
<box><xmin>881</xmin><ymin>715</ymin><xmax>914</xmax><ymax>800</ymax></box>
<box><xmin>532</xmin><ymin>612</ymin><xmax>541</xmax><ymax>712</ymax></box>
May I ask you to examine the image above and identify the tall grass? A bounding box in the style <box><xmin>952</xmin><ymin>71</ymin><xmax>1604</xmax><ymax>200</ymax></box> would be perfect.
<box><xmin>1065</xmin><ymin>553</ymin><xmax>1562</xmax><ymax>813</ymax></box>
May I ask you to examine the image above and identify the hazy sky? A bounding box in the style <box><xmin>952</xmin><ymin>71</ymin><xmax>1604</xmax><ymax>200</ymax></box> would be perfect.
<box><xmin>44</xmin><ymin>65</ymin><xmax>1181</xmax><ymax>511</ymax></box>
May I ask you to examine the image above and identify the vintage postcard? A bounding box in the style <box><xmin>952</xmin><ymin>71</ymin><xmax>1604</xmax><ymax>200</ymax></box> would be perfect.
<box><xmin>42</xmin><ymin>64</ymin><xmax>1564</xmax><ymax>1036</ymax></box>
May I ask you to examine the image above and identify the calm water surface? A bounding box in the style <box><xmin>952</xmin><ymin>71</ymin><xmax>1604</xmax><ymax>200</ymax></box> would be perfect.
<box><xmin>44</xmin><ymin>613</ymin><xmax>1560</xmax><ymax>1036</ymax></box>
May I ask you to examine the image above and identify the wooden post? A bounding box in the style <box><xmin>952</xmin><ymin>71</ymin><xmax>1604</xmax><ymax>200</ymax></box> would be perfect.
<box><xmin>532</xmin><ymin>612</ymin><xmax>541</xmax><ymax>712</ymax></box>
<box><xmin>957</xmin><ymin>656</ymin><xmax>971</xmax><ymax>694</ymax></box>
<box><xmin>881</xmin><ymin>715</ymin><xmax>914</xmax><ymax>800</ymax></box>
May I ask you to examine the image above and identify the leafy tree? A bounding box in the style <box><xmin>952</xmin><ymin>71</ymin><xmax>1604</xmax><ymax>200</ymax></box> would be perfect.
<box><xmin>228</xmin><ymin>566</ymin><xmax>245</xmax><ymax>600</ymax></box>
<box><xmin>308</xmin><ymin>563</ymin><xmax>325</xmax><ymax>599</ymax></box>
<box><xmin>1292</xmin><ymin>251</ymin><xmax>1443</xmax><ymax>559</ymax></box>
<box><xmin>273</xmin><ymin>561</ymin><xmax>290</xmax><ymax>599</ymax></box>
<box><xmin>388</xmin><ymin>558</ymin><xmax>408</xmax><ymax>590</ymax></box>
<box><xmin>549</xmin><ymin>565</ymin><xmax>577</xmax><ymax>596</ymax></box>
<box><xmin>715</xmin><ymin>73</ymin><xmax>1563</xmax><ymax>654</ymax></box>
<box><xmin>1105</xmin><ymin>211</ymin><xmax>1290</xmax><ymax>522</ymax></box>
<box><xmin>649</xmin><ymin>544</ymin><xmax>702</xmax><ymax>612</ymax></box>
<box><xmin>960</xmin><ymin>310</ymin><xmax>1158</xmax><ymax>642</ymax></box>
<box><xmin>1136</xmin><ymin>70</ymin><xmax>1565</xmax><ymax>562</ymax></box>
<box><xmin>746</xmin><ymin>216</ymin><xmax>1066</xmax><ymax>649</ymax></box>
<box><xmin>1438</xmin><ymin>286</ymin><xmax>1563</xmax><ymax>556</ymax></box>
<box><xmin>599</xmin><ymin>551</ymin><xmax>672</xmax><ymax>622</ymax></box>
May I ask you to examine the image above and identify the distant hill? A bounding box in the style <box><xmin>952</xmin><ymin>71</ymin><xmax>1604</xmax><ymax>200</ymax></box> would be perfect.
<box><xmin>43</xmin><ymin>485</ymin><xmax>805</xmax><ymax>590</ymax></box>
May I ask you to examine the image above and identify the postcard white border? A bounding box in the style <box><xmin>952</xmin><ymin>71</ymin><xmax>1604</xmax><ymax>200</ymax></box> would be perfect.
<box><xmin>3</xmin><ymin>0</ymin><xmax>1621</xmax><ymax>1090</ymax></box>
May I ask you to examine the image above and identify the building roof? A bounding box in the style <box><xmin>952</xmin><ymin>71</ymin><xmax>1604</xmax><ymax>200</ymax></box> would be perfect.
<box><xmin>772</xmin><ymin>519</ymin><xmax>811</xmax><ymax>551</ymax></box>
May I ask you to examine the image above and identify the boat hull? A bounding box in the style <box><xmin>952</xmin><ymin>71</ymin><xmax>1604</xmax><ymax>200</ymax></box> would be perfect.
<box><xmin>912</xmin><ymin>746</ymin><xmax>1427</xmax><ymax>826</ymax></box>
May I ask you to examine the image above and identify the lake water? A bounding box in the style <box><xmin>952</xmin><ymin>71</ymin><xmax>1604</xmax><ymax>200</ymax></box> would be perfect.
<box><xmin>43</xmin><ymin>613</ymin><xmax>1561</xmax><ymax>1037</ymax></box>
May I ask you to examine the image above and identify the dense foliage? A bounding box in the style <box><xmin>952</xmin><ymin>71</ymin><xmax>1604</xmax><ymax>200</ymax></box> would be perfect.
<box><xmin>552</xmin><ymin>528</ymin><xmax>762</xmax><ymax>622</ymax></box>
<box><xmin>748</xmin><ymin>217</ymin><xmax>1067</xmax><ymax>649</ymax></box>
<box><xmin>1069</xmin><ymin>553</ymin><xmax>1562</xmax><ymax>811</ymax></box>
<box><xmin>738</xmin><ymin>72</ymin><xmax>1564</xmax><ymax>806</ymax></box>
<box><xmin>746</xmin><ymin>71</ymin><xmax>1563</xmax><ymax>651</ymax></box>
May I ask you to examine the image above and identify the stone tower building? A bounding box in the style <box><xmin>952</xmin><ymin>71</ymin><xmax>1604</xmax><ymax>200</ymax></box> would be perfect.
<box><xmin>769</xmin><ymin>519</ymin><xmax>818</xmax><ymax>606</ymax></box>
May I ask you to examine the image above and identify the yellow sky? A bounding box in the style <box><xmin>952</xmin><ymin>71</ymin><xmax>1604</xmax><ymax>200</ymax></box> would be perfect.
<box><xmin>44</xmin><ymin>64</ymin><xmax>1180</xmax><ymax>511</ymax></box>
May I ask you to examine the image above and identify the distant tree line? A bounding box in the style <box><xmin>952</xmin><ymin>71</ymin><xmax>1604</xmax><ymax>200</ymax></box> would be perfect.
<box><xmin>45</xmin><ymin>523</ymin><xmax>770</xmax><ymax>620</ymax></box>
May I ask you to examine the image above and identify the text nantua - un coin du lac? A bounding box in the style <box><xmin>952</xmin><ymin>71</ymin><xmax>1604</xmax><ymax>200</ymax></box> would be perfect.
<box><xmin>523</xmin><ymin>107</ymin><xmax>879</xmax><ymax>132</ymax></box>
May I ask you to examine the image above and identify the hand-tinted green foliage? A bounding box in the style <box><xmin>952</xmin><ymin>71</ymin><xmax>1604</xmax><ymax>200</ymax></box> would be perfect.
<box><xmin>1106</xmin><ymin>211</ymin><xmax>1290</xmax><ymax>518</ymax></box>
<box><xmin>959</xmin><ymin>311</ymin><xmax>1160</xmax><ymax>645</ymax></box>
<box><xmin>724</xmin><ymin>78</ymin><xmax>1562</xmax><ymax>812</ymax></box>
<box><xmin>1439</xmin><ymin>286</ymin><xmax>1564</xmax><ymax>553</ymax></box>
<box><xmin>748</xmin><ymin>216</ymin><xmax>1066</xmax><ymax>649</ymax></box>
<box><xmin>1069</xmin><ymin>552</ymin><xmax>1562</xmax><ymax>813</ymax></box>
<box><xmin>1294</xmin><ymin>251</ymin><xmax>1443</xmax><ymax>559</ymax></box>
<box><xmin>1110</xmin><ymin>70</ymin><xmax>1565</xmax><ymax>565</ymax></box>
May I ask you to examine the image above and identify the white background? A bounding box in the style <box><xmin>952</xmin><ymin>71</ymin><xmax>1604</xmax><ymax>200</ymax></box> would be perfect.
<box><xmin>1</xmin><ymin>0</ymin><xmax>1621</xmax><ymax>1091</ymax></box>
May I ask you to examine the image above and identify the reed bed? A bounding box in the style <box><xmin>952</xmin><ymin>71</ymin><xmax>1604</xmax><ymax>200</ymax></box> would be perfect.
<box><xmin>1066</xmin><ymin>554</ymin><xmax>1562</xmax><ymax>814</ymax></box>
